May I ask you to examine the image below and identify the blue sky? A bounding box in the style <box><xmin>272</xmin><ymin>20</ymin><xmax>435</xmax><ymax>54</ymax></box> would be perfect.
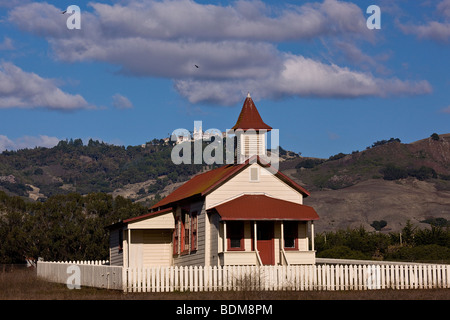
<box><xmin>0</xmin><ymin>0</ymin><xmax>449</xmax><ymax>158</ymax></box>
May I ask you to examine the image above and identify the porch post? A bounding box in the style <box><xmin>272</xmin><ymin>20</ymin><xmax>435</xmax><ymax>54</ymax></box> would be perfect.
<box><xmin>223</xmin><ymin>221</ymin><xmax>227</xmax><ymax>252</ymax></box>
<box><xmin>127</xmin><ymin>228</ymin><xmax>131</xmax><ymax>268</ymax></box>
<box><xmin>280</xmin><ymin>221</ymin><xmax>284</xmax><ymax>249</ymax></box>
<box><xmin>253</xmin><ymin>221</ymin><xmax>257</xmax><ymax>251</ymax></box>
<box><xmin>311</xmin><ymin>221</ymin><xmax>315</xmax><ymax>251</ymax></box>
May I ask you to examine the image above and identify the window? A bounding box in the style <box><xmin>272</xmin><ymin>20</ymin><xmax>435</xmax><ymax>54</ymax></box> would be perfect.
<box><xmin>182</xmin><ymin>210</ymin><xmax>190</xmax><ymax>253</ymax></box>
<box><xmin>227</xmin><ymin>221</ymin><xmax>244</xmax><ymax>250</ymax></box>
<box><xmin>173</xmin><ymin>217</ymin><xmax>179</xmax><ymax>255</ymax></box>
<box><xmin>250</xmin><ymin>167</ymin><xmax>259</xmax><ymax>182</ymax></box>
<box><xmin>284</xmin><ymin>222</ymin><xmax>298</xmax><ymax>250</ymax></box>
<box><xmin>191</xmin><ymin>212</ymin><xmax>198</xmax><ymax>251</ymax></box>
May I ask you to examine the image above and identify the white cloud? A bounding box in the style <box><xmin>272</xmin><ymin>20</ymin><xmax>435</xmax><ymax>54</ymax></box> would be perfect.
<box><xmin>0</xmin><ymin>135</ymin><xmax>60</xmax><ymax>152</ymax></box>
<box><xmin>0</xmin><ymin>62</ymin><xmax>93</xmax><ymax>110</ymax></box>
<box><xmin>399</xmin><ymin>0</ymin><xmax>450</xmax><ymax>43</ymax></box>
<box><xmin>112</xmin><ymin>93</ymin><xmax>133</xmax><ymax>109</ymax></box>
<box><xmin>175</xmin><ymin>55</ymin><xmax>432</xmax><ymax>105</ymax></box>
<box><xmin>8</xmin><ymin>0</ymin><xmax>432</xmax><ymax>105</ymax></box>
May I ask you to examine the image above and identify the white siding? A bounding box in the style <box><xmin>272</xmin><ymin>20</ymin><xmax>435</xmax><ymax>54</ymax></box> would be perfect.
<box><xmin>109</xmin><ymin>228</ymin><xmax>123</xmax><ymax>266</ymax></box>
<box><xmin>129</xmin><ymin>229</ymin><xmax>172</xmax><ymax>267</ymax></box>
<box><xmin>205</xmin><ymin>163</ymin><xmax>303</xmax><ymax>209</ymax></box>
<box><xmin>298</xmin><ymin>222</ymin><xmax>309</xmax><ymax>251</ymax></box>
<box><xmin>128</xmin><ymin>211</ymin><xmax>174</xmax><ymax>229</ymax></box>
<box><xmin>142</xmin><ymin>230</ymin><xmax>172</xmax><ymax>266</ymax></box>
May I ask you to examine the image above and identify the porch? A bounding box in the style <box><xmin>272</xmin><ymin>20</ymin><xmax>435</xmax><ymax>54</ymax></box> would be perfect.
<box><xmin>218</xmin><ymin>220</ymin><xmax>317</xmax><ymax>266</ymax></box>
<box><xmin>212</xmin><ymin>194</ymin><xmax>319</xmax><ymax>266</ymax></box>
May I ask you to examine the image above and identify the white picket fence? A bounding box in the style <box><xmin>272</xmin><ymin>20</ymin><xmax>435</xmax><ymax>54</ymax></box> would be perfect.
<box><xmin>123</xmin><ymin>263</ymin><xmax>450</xmax><ymax>292</ymax></box>
<box><xmin>37</xmin><ymin>261</ymin><xmax>450</xmax><ymax>292</ymax></box>
<box><xmin>37</xmin><ymin>261</ymin><xmax>123</xmax><ymax>290</ymax></box>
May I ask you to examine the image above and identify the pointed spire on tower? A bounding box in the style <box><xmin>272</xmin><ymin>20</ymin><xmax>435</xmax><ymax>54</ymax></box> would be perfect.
<box><xmin>232</xmin><ymin>94</ymin><xmax>272</xmax><ymax>132</ymax></box>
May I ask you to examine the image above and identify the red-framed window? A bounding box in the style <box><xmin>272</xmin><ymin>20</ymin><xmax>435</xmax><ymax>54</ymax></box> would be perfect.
<box><xmin>181</xmin><ymin>210</ymin><xmax>190</xmax><ymax>254</ymax></box>
<box><xmin>227</xmin><ymin>221</ymin><xmax>245</xmax><ymax>251</ymax></box>
<box><xmin>173</xmin><ymin>217</ymin><xmax>179</xmax><ymax>255</ymax></box>
<box><xmin>284</xmin><ymin>221</ymin><xmax>298</xmax><ymax>250</ymax></box>
<box><xmin>191</xmin><ymin>212</ymin><xmax>198</xmax><ymax>251</ymax></box>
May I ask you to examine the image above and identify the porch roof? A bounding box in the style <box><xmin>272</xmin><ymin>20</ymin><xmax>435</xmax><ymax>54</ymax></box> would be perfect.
<box><xmin>210</xmin><ymin>195</ymin><xmax>319</xmax><ymax>221</ymax></box>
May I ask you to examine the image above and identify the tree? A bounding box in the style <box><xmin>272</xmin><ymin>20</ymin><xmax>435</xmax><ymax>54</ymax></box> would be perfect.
<box><xmin>381</xmin><ymin>164</ymin><xmax>407</xmax><ymax>180</ymax></box>
<box><xmin>371</xmin><ymin>220</ymin><xmax>387</xmax><ymax>231</ymax></box>
<box><xmin>431</xmin><ymin>133</ymin><xmax>440</xmax><ymax>141</ymax></box>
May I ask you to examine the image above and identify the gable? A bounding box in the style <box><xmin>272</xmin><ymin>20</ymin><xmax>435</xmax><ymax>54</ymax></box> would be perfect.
<box><xmin>151</xmin><ymin>156</ymin><xmax>309</xmax><ymax>211</ymax></box>
<box><xmin>125</xmin><ymin>208</ymin><xmax>175</xmax><ymax>229</ymax></box>
<box><xmin>205</xmin><ymin>163</ymin><xmax>304</xmax><ymax>210</ymax></box>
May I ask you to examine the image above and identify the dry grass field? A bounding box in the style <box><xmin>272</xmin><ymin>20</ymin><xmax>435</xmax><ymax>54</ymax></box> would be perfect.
<box><xmin>1</xmin><ymin>268</ymin><xmax>449</xmax><ymax>300</ymax></box>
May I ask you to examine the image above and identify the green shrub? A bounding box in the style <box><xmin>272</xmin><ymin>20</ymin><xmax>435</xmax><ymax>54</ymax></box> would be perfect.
<box><xmin>317</xmin><ymin>245</ymin><xmax>369</xmax><ymax>260</ymax></box>
<box><xmin>385</xmin><ymin>244</ymin><xmax>450</xmax><ymax>262</ymax></box>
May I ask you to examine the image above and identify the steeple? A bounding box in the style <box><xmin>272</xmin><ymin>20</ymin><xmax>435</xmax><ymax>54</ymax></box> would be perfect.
<box><xmin>231</xmin><ymin>93</ymin><xmax>272</xmax><ymax>132</ymax></box>
<box><xmin>232</xmin><ymin>94</ymin><xmax>271</xmax><ymax>163</ymax></box>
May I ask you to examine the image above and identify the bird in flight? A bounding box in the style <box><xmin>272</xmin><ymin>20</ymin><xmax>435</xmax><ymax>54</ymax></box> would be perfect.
<box><xmin>194</xmin><ymin>65</ymin><xmax>199</xmax><ymax>68</ymax></box>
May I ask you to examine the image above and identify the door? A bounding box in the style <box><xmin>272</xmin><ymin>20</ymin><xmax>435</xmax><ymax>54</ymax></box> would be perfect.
<box><xmin>257</xmin><ymin>221</ymin><xmax>274</xmax><ymax>265</ymax></box>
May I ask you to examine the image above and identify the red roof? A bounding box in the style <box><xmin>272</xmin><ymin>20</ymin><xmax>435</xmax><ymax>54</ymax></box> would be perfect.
<box><xmin>210</xmin><ymin>195</ymin><xmax>319</xmax><ymax>221</ymax></box>
<box><xmin>231</xmin><ymin>95</ymin><xmax>272</xmax><ymax>131</ymax></box>
<box><xmin>151</xmin><ymin>156</ymin><xmax>310</xmax><ymax>209</ymax></box>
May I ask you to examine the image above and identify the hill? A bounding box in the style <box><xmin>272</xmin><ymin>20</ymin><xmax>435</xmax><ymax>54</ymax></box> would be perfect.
<box><xmin>0</xmin><ymin>138</ymin><xmax>210</xmax><ymax>206</ymax></box>
<box><xmin>281</xmin><ymin>133</ymin><xmax>450</xmax><ymax>233</ymax></box>
<box><xmin>0</xmin><ymin>133</ymin><xmax>449</xmax><ymax>233</ymax></box>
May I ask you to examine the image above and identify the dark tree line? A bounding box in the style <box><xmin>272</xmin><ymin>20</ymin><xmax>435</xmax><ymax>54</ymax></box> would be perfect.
<box><xmin>0</xmin><ymin>191</ymin><xmax>146</xmax><ymax>263</ymax></box>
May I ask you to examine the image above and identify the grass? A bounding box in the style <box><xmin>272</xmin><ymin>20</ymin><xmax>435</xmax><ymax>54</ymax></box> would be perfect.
<box><xmin>1</xmin><ymin>268</ymin><xmax>449</xmax><ymax>300</ymax></box>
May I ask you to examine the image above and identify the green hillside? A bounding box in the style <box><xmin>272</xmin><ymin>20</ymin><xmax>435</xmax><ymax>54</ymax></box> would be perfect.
<box><xmin>0</xmin><ymin>138</ymin><xmax>208</xmax><ymax>202</ymax></box>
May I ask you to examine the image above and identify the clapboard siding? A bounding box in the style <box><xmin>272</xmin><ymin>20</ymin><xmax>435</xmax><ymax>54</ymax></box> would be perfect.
<box><xmin>128</xmin><ymin>211</ymin><xmax>174</xmax><ymax>229</ymax></box>
<box><xmin>109</xmin><ymin>229</ymin><xmax>123</xmax><ymax>266</ymax></box>
<box><xmin>205</xmin><ymin>163</ymin><xmax>303</xmax><ymax>210</ymax></box>
<box><xmin>142</xmin><ymin>230</ymin><xmax>172</xmax><ymax>266</ymax></box>
<box><xmin>298</xmin><ymin>222</ymin><xmax>308</xmax><ymax>251</ymax></box>
<box><xmin>173</xmin><ymin>200</ymin><xmax>207</xmax><ymax>267</ymax></box>
<box><xmin>209</xmin><ymin>212</ymin><xmax>220</xmax><ymax>266</ymax></box>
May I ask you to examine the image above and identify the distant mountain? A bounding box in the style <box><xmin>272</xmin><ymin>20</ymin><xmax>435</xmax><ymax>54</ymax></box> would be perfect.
<box><xmin>280</xmin><ymin>133</ymin><xmax>450</xmax><ymax>233</ymax></box>
<box><xmin>1</xmin><ymin>134</ymin><xmax>449</xmax><ymax>233</ymax></box>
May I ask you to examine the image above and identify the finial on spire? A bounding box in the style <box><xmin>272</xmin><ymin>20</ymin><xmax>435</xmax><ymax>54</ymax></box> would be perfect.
<box><xmin>247</xmin><ymin>92</ymin><xmax>251</xmax><ymax>98</ymax></box>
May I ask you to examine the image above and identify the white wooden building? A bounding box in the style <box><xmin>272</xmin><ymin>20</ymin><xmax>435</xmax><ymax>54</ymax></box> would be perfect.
<box><xmin>107</xmin><ymin>94</ymin><xmax>319</xmax><ymax>268</ymax></box>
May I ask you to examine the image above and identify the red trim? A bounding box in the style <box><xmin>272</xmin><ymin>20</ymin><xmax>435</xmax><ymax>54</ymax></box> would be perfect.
<box><xmin>227</xmin><ymin>238</ymin><xmax>245</xmax><ymax>251</ymax></box>
<box><xmin>173</xmin><ymin>217</ymin><xmax>179</xmax><ymax>255</ymax></box>
<box><xmin>227</xmin><ymin>221</ymin><xmax>245</xmax><ymax>251</ymax></box>
<box><xmin>191</xmin><ymin>212</ymin><xmax>198</xmax><ymax>252</ymax></box>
